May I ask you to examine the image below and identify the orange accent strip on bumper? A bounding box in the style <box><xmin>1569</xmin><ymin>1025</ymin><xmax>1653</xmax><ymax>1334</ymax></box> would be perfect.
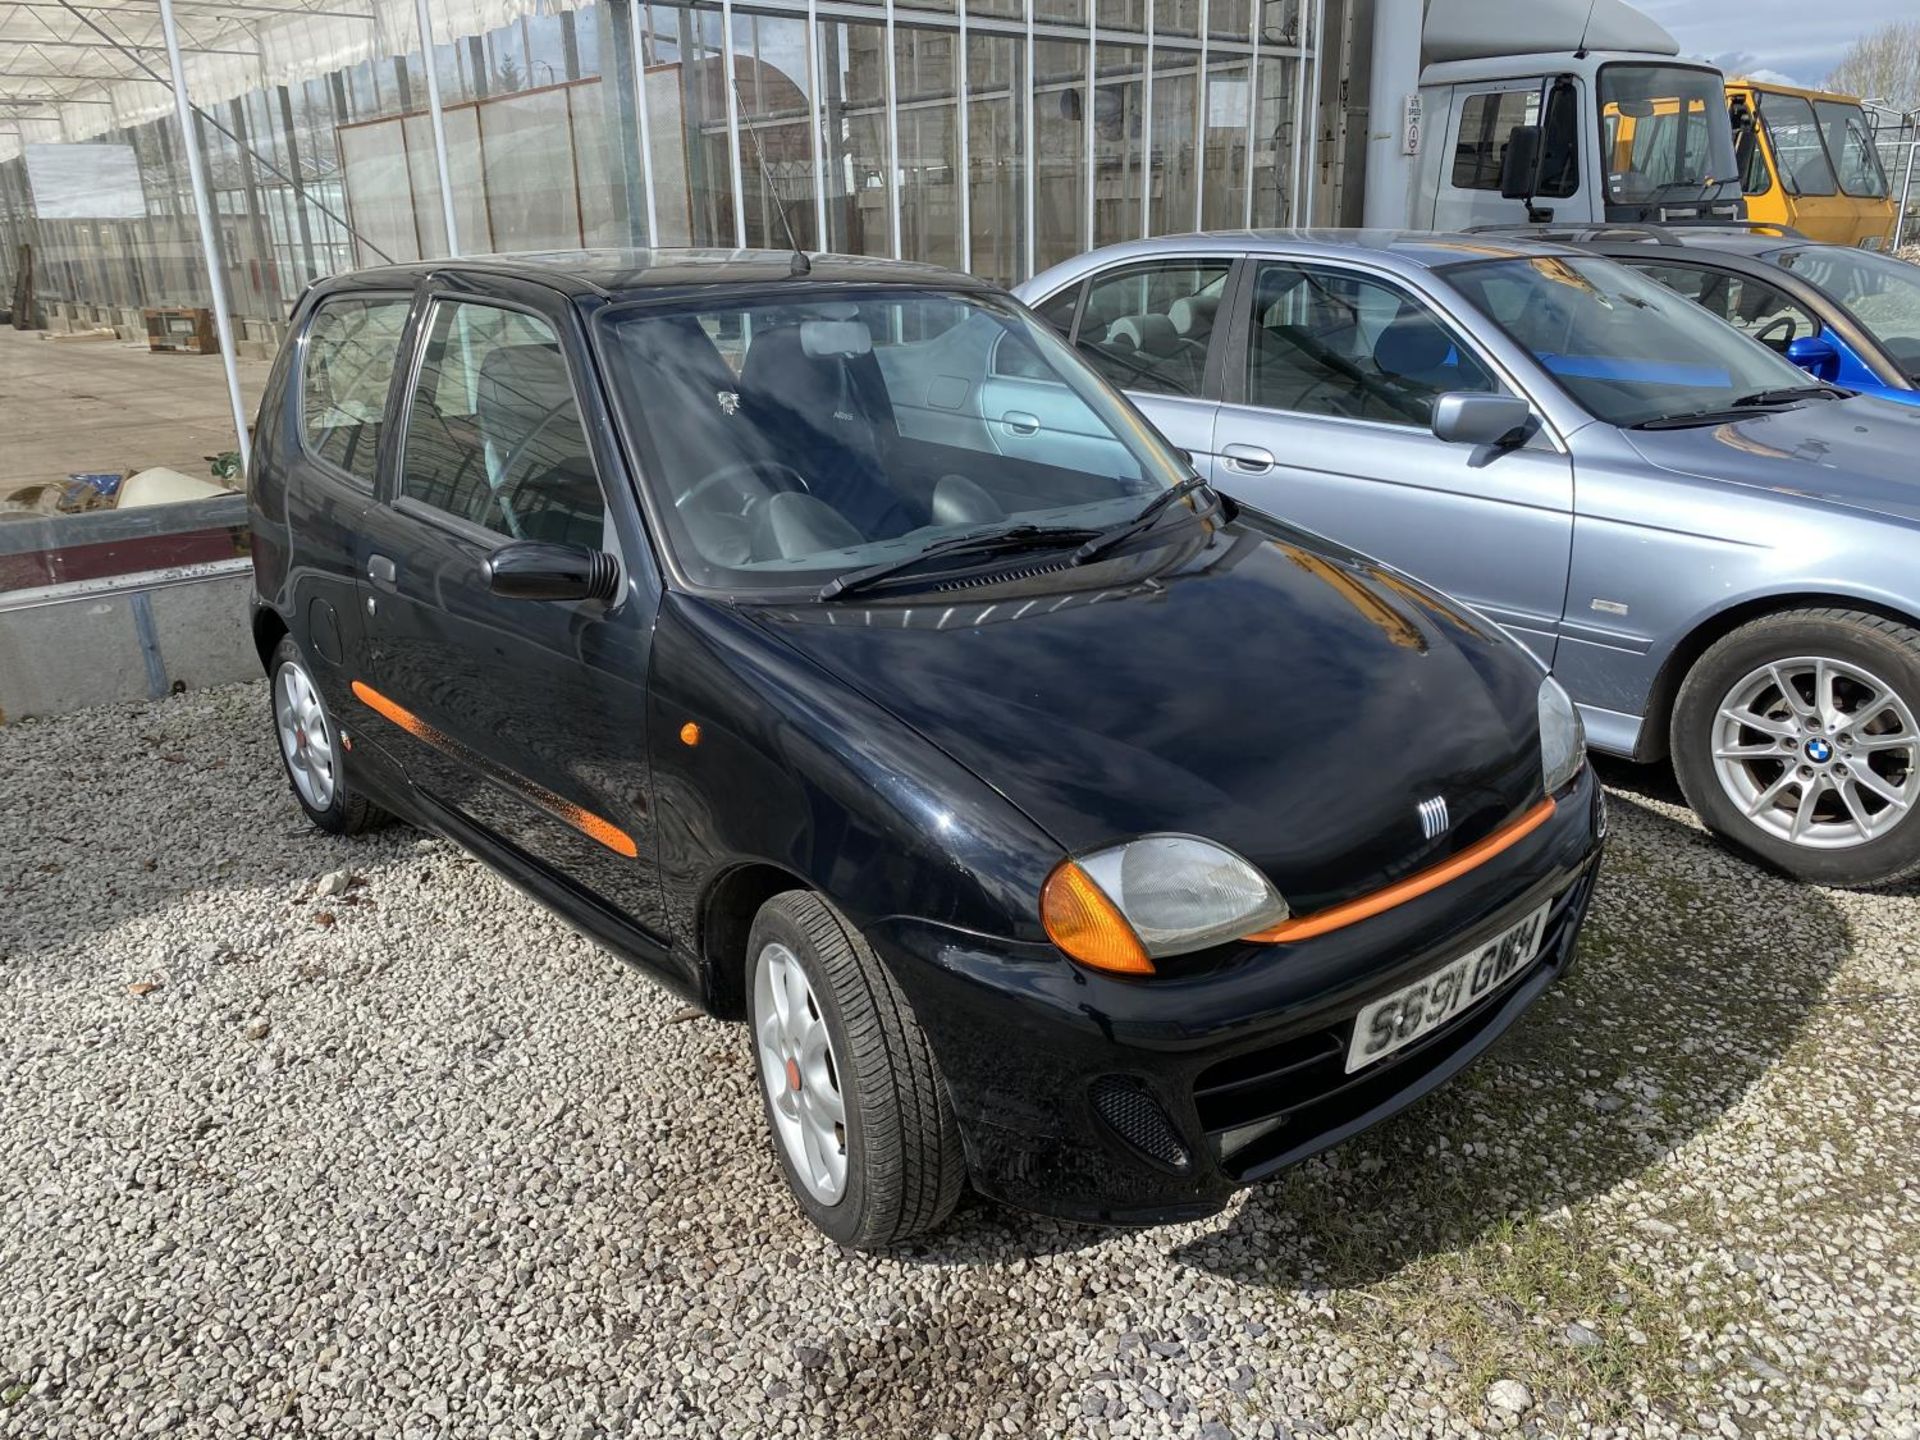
<box><xmin>1243</xmin><ymin>796</ymin><xmax>1559</xmax><ymax>945</ymax></box>
<box><xmin>350</xmin><ymin>679</ymin><xmax>639</xmax><ymax>860</ymax></box>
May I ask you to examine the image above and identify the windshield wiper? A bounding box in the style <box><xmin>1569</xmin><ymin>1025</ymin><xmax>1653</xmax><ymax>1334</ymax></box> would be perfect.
<box><xmin>1730</xmin><ymin>384</ymin><xmax>1849</xmax><ymax>406</ymax></box>
<box><xmin>1071</xmin><ymin>476</ymin><xmax>1216</xmax><ymax>566</ymax></box>
<box><xmin>818</xmin><ymin>523</ymin><xmax>1099</xmax><ymax>601</ymax></box>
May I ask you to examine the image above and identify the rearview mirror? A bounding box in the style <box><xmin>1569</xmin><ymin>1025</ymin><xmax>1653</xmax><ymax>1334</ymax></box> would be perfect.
<box><xmin>1500</xmin><ymin>125</ymin><xmax>1544</xmax><ymax>200</ymax></box>
<box><xmin>1785</xmin><ymin>333</ymin><xmax>1840</xmax><ymax>382</ymax></box>
<box><xmin>1431</xmin><ymin>393</ymin><xmax>1532</xmax><ymax>448</ymax></box>
<box><xmin>483</xmin><ymin>540</ymin><xmax>621</xmax><ymax>603</ymax></box>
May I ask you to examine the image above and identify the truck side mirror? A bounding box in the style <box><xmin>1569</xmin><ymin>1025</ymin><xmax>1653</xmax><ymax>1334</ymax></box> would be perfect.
<box><xmin>1500</xmin><ymin>125</ymin><xmax>1544</xmax><ymax>200</ymax></box>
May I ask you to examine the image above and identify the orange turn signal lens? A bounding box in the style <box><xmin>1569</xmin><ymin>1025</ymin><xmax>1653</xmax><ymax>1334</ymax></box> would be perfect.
<box><xmin>679</xmin><ymin>721</ymin><xmax>702</xmax><ymax>747</ymax></box>
<box><xmin>1041</xmin><ymin>861</ymin><xmax>1154</xmax><ymax>975</ymax></box>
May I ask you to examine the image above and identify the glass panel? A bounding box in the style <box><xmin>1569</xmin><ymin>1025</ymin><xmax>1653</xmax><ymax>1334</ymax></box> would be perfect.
<box><xmin>1200</xmin><ymin>59</ymin><xmax>1250</xmax><ymax>227</ymax></box>
<box><xmin>639</xmin><ymin>4</ymin><xmax>736</xmax><ymax>247</ymax></box>
<box><xmin>401</xmin><ymin>301</ymin><xmax>605</xmax><ymax>548</ymax></box>
<box><xmin>1098</xmin><ymin>0</ymin><xmax>1147</xmax><ymax>32</ymax></box>
<box><xmin>735</xmin><ymin>13</ymin><xmax>822</xmax><ymax>250</ymax></box>
<box><xmin>303</xmin><ymin>297</ymin><xmax>413</xmax><ymax>484</ymax></box>
<box><xmin>1249</xmin><ymin>54</ymin><xmax>1296</xmax><ymax>225</ymax></box>
<box><xmin>967</xmin><ymin>33</ymin><xmax>1026</xmax><ymax>285</ymax></box>
<box><xmin>1814</xmin><ymin>99</ymin><xmax>1889</xmax><ymax>200</ymax></box>
<box><xmin>1209</xmin><ymin>0</ymin><xmax>1253</xmax><ymax>40</ymax></box>
<box><xmin>821</xmin><ymin>19</ymin><xmax>894</xmax><ymax>256</ymax></box>
<box><xmin>340</xmin><ymin>120</ymin><xmax>426</xmax><ymax>263</ymax></box>
<box><xmin>1037</xmin><ymin>0</ymin><xmax>1088</xmax><ymax>23</ymax></box>
<box><xmin>1077</xmin><ymin>259</ymin><xmax>1229</xmax><ymax>395</ymax></box>
<box><xmin>1093</xmin><ymin>43</ymin><xmax>1146</xmax><ymax>246</ymax></box>
<box><xmin>967</xmin><ymin>0</ymin><xmax>1024</xmax><ymax>18</ymax></box>
<box><xmin>478</xmin><ymin>88</ymin><xmax>582</xmax><ymax>250</ymax></box>
<box><xmin>1625</xmin><ymin>262</ymin><xmax>1821</xmax><ymax>354</ymax></box>
<box><xmin>896</xmin><ymin>28</ymin><xmax>961</xmax><ymax>270</ymax></box>
<box><xmin>1756</xmin><ymin>92</ymin><xmax>1838</xmax><ymax>198</ymax></box>
<box><xmin>1155</xmin><ymin>0</ymin><xmax>1200</xmax><ymax>39</ymax></box>
<box><xmin>1148</xmin><ymin>45</ymin><xmax>1201</xmax><ymax>235</ymax></box>
<box><xmin>1034</xmin><ymin>40</ymin><xmax>1090</xmax><ymax>269</ymax></box>
<box><xmin>1244</xmin><ymin>263</ymin><xmax>1501</xmax><ymax>426</ymax></box>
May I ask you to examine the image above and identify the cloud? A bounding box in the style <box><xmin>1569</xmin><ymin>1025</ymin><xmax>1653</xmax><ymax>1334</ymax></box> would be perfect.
<box><xmin>1633</xmin><ymin>0</ymin><xmax>1911</xmax><ymax>88</ymax></box>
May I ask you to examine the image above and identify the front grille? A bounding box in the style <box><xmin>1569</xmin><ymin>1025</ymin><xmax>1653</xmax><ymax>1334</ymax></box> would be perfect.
<box><xmin>1089</xmin><ymin>1075</ymin><xmax>1191</xmax><ymax>1171</ymax></box>
<box><xmin>1195</xmin><ymin>874</ymin><xmax>1592</xmax><ymax>1179</ymax></box>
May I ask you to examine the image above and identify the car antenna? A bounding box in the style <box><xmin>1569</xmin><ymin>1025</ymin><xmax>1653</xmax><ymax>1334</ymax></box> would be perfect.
<box><xmin>731</xmin><ymin>75</ymin><xmax>811</xmax><ymax>276</ymax></box>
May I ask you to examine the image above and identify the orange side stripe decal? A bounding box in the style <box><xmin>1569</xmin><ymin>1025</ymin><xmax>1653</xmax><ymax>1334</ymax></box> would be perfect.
<box><xmin>1244</xmin><ymin>796</ymin><xmax>1558</xmax><ymax>945</ymax></box>
<box><xmin>350</xmin><ymin>680</ymin><xmax>639</xmax><ymax>860</ymax></box>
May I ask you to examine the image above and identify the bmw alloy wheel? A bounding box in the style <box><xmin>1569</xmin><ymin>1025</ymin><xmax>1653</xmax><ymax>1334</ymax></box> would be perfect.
<box><xmin>1711</xmin><ymin>655</ymin><xmax>1918</xmax><ymax>849</ymax></box>
<box><xmin>753</xmin><ymin>940</ymin><xmax>848</xmax><ymax>1204</ymax></box>
<box><xmin>273</xmin><ymin>658</ymin><xmax>338</xmax><ymax>813</ymax></box>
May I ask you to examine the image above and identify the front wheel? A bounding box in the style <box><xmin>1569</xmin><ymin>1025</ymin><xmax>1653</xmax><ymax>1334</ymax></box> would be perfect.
<box><xmin>746</xmin><ymin>891</ymin><xmax>965</xmax><ymax>1247</ymax></box>
<box><xmin>1671</xmin><ymin>608</ymin><xmax>1920</xmax><ymax>887</ymax></box>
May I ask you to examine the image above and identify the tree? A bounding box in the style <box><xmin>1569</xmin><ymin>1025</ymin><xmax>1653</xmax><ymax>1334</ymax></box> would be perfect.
<box><xmin>1825</xmin><ymin>21</ymin><xmax>1920</xmax><ymax>111</ymax></box>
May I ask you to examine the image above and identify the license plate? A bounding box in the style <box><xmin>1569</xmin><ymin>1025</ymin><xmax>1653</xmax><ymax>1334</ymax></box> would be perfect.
<box><xmin>1344</xmin><ymin>902</ymin><xmax>1552</xmax><ymax>1074</ymax></box>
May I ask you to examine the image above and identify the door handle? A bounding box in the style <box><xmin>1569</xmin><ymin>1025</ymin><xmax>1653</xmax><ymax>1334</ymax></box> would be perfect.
<box><xmin>367</xmin><ymin>554</ymin><xmax>397</xmax><ymax>591</ymax></box>
<box><xmin>1000</xmin><ymin>410</ymin><xmax>1040</xmax><ymax>436</ymax></box>
<box><xmin>1222</xmin><ymin>443</ymin><xmax>1276</xmax><ymax>473</ymax></box>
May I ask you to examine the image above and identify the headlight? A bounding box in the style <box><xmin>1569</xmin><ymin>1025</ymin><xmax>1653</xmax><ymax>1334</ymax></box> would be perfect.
<box><xmin>1040</xmin><ymin>835</ymin><xmax>1289</xmax><ymax>975</ymax></box>
<box><xmin>1539</xmin><ymin>676</ymin><xmax>1586</xmax><ymax>794</ymax></box>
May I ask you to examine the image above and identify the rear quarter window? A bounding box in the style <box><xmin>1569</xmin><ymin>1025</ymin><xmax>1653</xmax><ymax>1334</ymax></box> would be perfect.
<box><xmin>301</xmin><ymin>296</ymin><xmax>412</xmax><ymax>485</ymax></box>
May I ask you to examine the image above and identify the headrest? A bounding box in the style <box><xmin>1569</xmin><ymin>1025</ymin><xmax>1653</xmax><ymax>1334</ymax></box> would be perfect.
<box><xmin>1106</xmin><ymin>313</ymin><xmax>1183</xmax><ymax>357</ymax></box>
<box><xmin>801</xmin><ymin>318</ymin><xmax>872</xmax><ymax>358</ymax></box>
<box><xmin>1372</xmin><ymin>309</ymin><xmax>1454</xmax><ymax>379</ymax></box>
<box><xmin>1169</xmin><ymin>294</ymin><xmax>1219</xmax><ymax>337</ymax></box>
<box><xmin>475</xmin><ymin>342</ymin><xmax>575</xmax><ymax>448</ymax></box>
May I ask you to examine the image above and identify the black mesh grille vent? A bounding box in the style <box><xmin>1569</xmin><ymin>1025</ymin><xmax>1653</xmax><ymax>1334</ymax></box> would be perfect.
<box><xmin>934</xmin><ymin>559</ymin><xmax>1073</xmax><ymax>591</ymax></box>
<box><xmin>1089</xmin><ymin>1076</ymin><xmax>1190</xmax><ymax>1171</ymax></box>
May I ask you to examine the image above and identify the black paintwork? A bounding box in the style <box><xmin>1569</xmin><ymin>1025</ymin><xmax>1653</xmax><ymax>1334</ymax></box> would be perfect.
<box><xmin>249</xmin><ymin>249</ymin><xmax>1604</xmax><ymax>1225</ymax></box>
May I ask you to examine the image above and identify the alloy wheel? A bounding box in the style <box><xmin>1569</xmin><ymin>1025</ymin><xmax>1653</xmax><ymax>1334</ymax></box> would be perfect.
<box><xmin>753</xmin><ymin>941</ymin><xmax>848</xmax><ymax>1204</ymax></box>
<box><xmin>1711</xmin><ymin>655</ymin><xmax>1917</xmax><ymax>850</ymax></box>
<box><xmin>273</xmin><ymin>659</ymin><xmax>338</xmax><ymax>813</ymax></box>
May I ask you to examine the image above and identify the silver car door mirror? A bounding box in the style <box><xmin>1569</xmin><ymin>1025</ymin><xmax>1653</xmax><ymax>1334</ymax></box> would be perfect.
<box><xmin>1430</xmin><ymin>393</ymin><xmax>1532</xmax><ymax>448</ymax></box>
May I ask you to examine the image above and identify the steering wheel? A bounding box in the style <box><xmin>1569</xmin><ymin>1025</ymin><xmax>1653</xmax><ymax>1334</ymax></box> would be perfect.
<box><xmin>675</xmin><ymin>460</ymin><xmax>810</xmax><ymax>518</ymax></box>
<box><xmin>1753</xmin><ymin>314</ymin><xmax>1799</xmax><ymax>350</ymax></box>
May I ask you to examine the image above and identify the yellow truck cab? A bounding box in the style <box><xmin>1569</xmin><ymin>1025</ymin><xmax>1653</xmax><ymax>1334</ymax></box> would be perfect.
<box><xmin>1723</xmin><ymin>81</ymin><xmax>1896</xmax><ymax>248</ymax></box>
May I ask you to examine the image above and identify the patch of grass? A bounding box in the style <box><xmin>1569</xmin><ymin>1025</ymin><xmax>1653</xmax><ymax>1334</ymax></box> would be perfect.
<box><xmin>2</xmin><ymin>1381</ymin><xmax>28</xmax><ymax>1407</ymax></box>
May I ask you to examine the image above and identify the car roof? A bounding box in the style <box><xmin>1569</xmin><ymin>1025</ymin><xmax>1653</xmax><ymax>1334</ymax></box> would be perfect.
<box><xmin>317</xmin><ymin>247</ymin><xmax>1003</xmax><ymax>301</ymax></box>
<box><xmin>1072</xmin><ymin>228</ymin><xmax>1586</xmax><ymax>270</ymax></box>
<box><xmin>1497</xmin><ymin>225</ymin><xmax>1804</xmax><ymax>260</ymax></box>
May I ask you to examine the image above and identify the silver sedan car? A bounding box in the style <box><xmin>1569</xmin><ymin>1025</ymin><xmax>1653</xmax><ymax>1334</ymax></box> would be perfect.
<box><xmin>1013</xmin><ymin>231</ymin><xmax>1920</xmax><ymax>888</ymax></box>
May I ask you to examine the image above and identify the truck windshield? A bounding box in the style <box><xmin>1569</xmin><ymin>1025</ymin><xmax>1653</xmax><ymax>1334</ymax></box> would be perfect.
<box><xmin>1599</xmin><ymin>65</ymin><xmax>1742</xmax><ymax>209</ymax></box>
<box><xmin>1756</xmin><ymin>91</ymin><xmax>1837</xmax><ymax>197</ymax></box>
<box><xmin>1812</xmin><ymin>99</ymin><xmax>1890</xmax><ymax>199</ymax></box>
<box><xmin>1775</xmin><ymin>246</ymin><xmax>1920</xmax><ymax>378</ymax></box>
<box><xmin>593</xmin><ymin>287</ymin><xmax>1193</xmax><ymax>594</ymax></box>
<box><xmin>1445</xmin><ymin>254</ymin><xmax>1815</xmax><ymax>427</ymax></box>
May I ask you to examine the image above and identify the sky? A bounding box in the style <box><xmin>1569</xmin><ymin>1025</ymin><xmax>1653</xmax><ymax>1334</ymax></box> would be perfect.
<box><xmin>1632</xmin><ymin>0</ymin><xmax>1909</xmax><ymax>90</ymax></box>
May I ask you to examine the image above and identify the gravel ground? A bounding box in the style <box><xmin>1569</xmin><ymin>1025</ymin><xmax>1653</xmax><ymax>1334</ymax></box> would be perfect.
<box><xmin>1</xmin><ymin>682</ymin><xmax>1915</xmax><ymax>1440</ymax></box>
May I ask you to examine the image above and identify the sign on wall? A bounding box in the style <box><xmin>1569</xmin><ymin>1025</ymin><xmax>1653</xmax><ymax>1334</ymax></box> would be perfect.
<box><xmin>24</xmin><ymin>143</ymin><xmax>147</xmax><ymax>220</ymax></box>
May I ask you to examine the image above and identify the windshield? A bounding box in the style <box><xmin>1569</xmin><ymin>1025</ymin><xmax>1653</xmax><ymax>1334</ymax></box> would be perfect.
<box><xmin>1812</xmin><ymin>99</ymin><xmax>1890</xmax><ymax>199</ymax></box>
<box><xmin>1756</xmin><ymin>91</ymin><xmax>1837</xmax><ymax>197</ymax></box>
<box><xmin>1599</xmin><ymin>65</ymin><xmax>1742</xmax><ymax>209</ymax></box>
<box><xmin>1775</xmin><ymin>245</ymin><xmax>1920</xmax><ymax>377</ymax></box>
<box><xmin>1445</xmin><ymin>254</ymin><xmax>1815</xmax><ymax>427</ymax></box>
<box><xmin>595</xmin><ymin>287</ymin><xmax>1192</xmax><ymax>593</ymax></box>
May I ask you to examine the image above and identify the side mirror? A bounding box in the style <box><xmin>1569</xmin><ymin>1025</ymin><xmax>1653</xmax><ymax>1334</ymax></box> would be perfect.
<box><xmin>1431</xmin><ymin>393</ymin><xmax>1533</xmax><ymax>448</ymax></box>
<box><xmin>483</xmin><ymin>540</ymin><xmax>621</xmax><ymax>603</ymax></box>
<box><xmin>1500</xmin><ymin>124</ymin><xmax>1544</xmax><ymax>200</ymax></box>
<box><xmin>1785</xmin><ymin>333</ymin><xmax>1840</xmax><ymax>382</ymax></box>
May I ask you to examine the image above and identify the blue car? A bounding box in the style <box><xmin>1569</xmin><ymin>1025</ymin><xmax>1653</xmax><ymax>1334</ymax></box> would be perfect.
<box><xmin>1514</xmin><ymin>225</ymin><xmax>1920</xmax><ymax>409</ymax></box>
<box><xmin>1015</xmin><ymin>230</ymin><xmax>1920</xmax><ymax>888</ymax></box>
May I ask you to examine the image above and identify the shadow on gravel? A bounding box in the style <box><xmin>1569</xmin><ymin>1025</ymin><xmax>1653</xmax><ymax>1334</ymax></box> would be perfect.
<box><xmin>1169</xmin><ymin>785</ymin><xmax>1854</xmax><ymax>1290</ymax></box>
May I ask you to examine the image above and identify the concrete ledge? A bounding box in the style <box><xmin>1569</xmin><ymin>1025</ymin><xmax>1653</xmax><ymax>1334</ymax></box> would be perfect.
<box><xmin>0</xmin><ymin>561</ymin><xmax>258</xmax><ymax>723</ymax></box>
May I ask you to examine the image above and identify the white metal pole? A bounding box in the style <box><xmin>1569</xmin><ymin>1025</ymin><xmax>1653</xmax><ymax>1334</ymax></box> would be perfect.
<box><xmin>1288</xmin><ymin>18</ymin><xmax>1305</xmax><ymax>223</ymax></box>
<box><xmin>1899</xmin><ymin>124</ymin><xmax>1917</xmax><ymax>251</ymax></box>
<box><xmin>411</xmin><ymin>0</ymin><xmax>460</xmax><ymax>254</ymax></box>
<box><xmin>1361</xmin><ymin>0</ymin><xmax>1420</xmax><ymax>228</ymax></box>
<box><xmin>1302</xmin><ymin>0</ymin><xmax>1323</xmax><ymax>224</ymax></box>
<box><xmin>1194</xmin><ymin>0</ymin><xmax>1209</xmax><ymax>232</ymax></box>
<box><xmin>807</xmin><ymin>0</ymin><xmax>826</xmax><ymax>249</ymax></box>
<box><xmin>630</xmin><ymin>0</ymin><xmax>659</xmax><ymax>244</ymax></box>
<box><xmin>1242</xmin><ymin>0</ymin><xmax>1258</xmax><ymax>226</ymax></box>
<box><xmin>1140</xmin><ymin>2</ymin><xmax>1154</xmax><ymax>238</ymax></box>
<box><xmin>156</xmin><ymin>0</ymin><xmax>251</xmax><ymax>475</ymax></box>
<box><xmin>1083</xmin><ymin>22</ymin><xmax>1095</xmax><ymax>249</ymax></box>
<box><xmin>1022</xmin><ymin>0</ymin><xmax>1035</xmax><ymax>278</ymax></box>
<box><xmin>957</xmin><ymin>0</ymin><xmax>972</xmax><ymax>272</ymax></box>
<box><xmin>884</xmin><ymin>0</ymin><xmax>902</xmax><ymax>257</ymax></box>
<box><xmin>720</xmin><ymin>0</ymin><xmax>746</xmax><ymax>247</ymax></box>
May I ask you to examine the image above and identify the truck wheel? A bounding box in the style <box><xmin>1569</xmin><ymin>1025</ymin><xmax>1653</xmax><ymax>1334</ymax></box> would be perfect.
<box><xmin>746</xmin><ymin>891</ymin><xmax>965</xmax><ymax>1247</ymax></box>
<box><xmin>1671</xmin><ymin>608</ymin><xmax>1920</xmax><ymax>887</ymax></box>
<box><xmin>269</xmin><ymin>635</ymin><xmax>384</xmax><ymax>836</ymax></box>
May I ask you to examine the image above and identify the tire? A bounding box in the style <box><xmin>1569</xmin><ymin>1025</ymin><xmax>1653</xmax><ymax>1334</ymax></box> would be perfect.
<box><xmin>1671</xmin><ymin>608</ymin><xmax>1920</xmax><ymax>888</ymax></box>
<box><xmin>268</xmin><ymin>634</ymin><xmax>384</xmax><ymax>836</ymax></box>
<box><xmin>745</xmin><ymin>891</ymin><xmax>965</xmax><ymax>1247</ymax></box>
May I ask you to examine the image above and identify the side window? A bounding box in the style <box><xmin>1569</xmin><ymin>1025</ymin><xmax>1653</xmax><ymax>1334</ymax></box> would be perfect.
<box><xmin>994</xmin><ymin>286</ymin><xmax>1078</xmax><ymax>380</ymax></box>
<box><xmin>1032</xmin><ymin>285</ymin><xmax>1080</xmax><ymax>338</ymax></box>
<box><xmin>1074</xmin><ymin>261</ymin><xmax>1231</xmax><ymax>397</ymax></box>
<box><xmin>1242</xmin><ymin>263</ymin><xmax>1502</xmax><ymax>427</ymax></box>
<box><xmin>398</xmin><ymin>301</ymin><xmax>605</xmax><ymax>550</ymax></box>
<box><xmin>302</xmin><ymin>296</ymin><xmax>411</xmax><ymax>485</ymax></box>
<box><xmin>1626</xmin><ymin>261</ymin><xmax>1820</xmax><ymax>353</ymax></box>
<box><xmin>1755</xmin><ymin>93</ymin><xmax>1837</xmax><ymax>197</ymax></box>
<box><xmin>1451</xmin><ymin>89</ymin><xmax>1537</xmax><ymax>190</ymax></box>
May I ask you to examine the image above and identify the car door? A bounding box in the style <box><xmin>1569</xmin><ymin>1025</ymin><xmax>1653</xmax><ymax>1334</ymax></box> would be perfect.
<box><xmin>1210</xmin><ymin>256</ymin><xmax>1575</xmax><ymax>665</ymax></box>
<box><xmin>1023</xmin><ymin>255</ymin><xmax>1237</xmax><ymax>474</ymax></box>
<box><xmin>278</xmin><ymin>290</ymin><xmax>416</xmax><ymax>720</ymax></box>
<box><xmin>352</xmin><ymin>281</ymin><xmax>669</xmax><ymax>942</ymax></box>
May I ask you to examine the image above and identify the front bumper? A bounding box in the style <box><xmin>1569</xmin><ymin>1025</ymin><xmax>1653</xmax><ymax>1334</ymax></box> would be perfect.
<box><xmin>868</xmin><ymin>767</ymin><xmax>1605</xmax><ymax>1225</ymax></box>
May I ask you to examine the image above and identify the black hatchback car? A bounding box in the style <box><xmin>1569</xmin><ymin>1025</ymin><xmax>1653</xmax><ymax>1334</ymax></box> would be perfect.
<box><xmin>249</xmin><ymin>250</ymin><xmax>1604</xmax><ymax>1246</ymax></box>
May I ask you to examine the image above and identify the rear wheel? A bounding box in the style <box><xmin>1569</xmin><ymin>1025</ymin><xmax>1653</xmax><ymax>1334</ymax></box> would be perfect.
<box><xmin>269</xmin><ymin>635</ymin><xmax>384</xmax><ymax>836</ymax></box>
<box><xmin>1672</xmin><ymin>609</ymin><xmax>1920</xmax><ymax>887</ymax></box>
<box><xmin>746</xmin><ymin>891</ymin><xmax>965</xmax><ymax>1247</ymax></box>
